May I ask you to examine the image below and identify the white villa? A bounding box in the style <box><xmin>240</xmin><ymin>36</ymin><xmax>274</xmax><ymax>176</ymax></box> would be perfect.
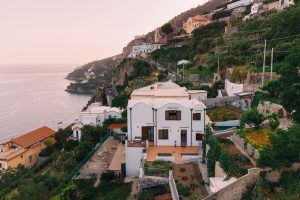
<box><xmin>127</xmin><ymin>80</ymin><xmax>207</xmax><ymax>147</ymax></box>
<box><xmin>71</xmin><ymin>103</ymin><xmax>122</xmax><ymax>141</ymax></box>
<box><xmin>128</xmin><ymin>43</ymin><xmax>163</xmax><ymax>58</ymax></box>
<box><xmin>125</xmin><ymin>81</ymin><xmax>207</xmax><ymax>176</ymax></box>
<box><xmin>227</xmin><ymin>0</ymin><xmax>254</xmax><ymax>10</ymax></box>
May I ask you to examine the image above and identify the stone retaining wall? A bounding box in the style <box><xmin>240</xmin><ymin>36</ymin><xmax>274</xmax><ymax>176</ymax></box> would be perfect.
<box><xmin>137</xmin><ymin>176</ymin><xmax>169</xmax><ymax>192</ymax></box>
<box><xmin>231</xmin><ymin>133</ymin><xmax>260</xmax><ymax>160</ymax></box>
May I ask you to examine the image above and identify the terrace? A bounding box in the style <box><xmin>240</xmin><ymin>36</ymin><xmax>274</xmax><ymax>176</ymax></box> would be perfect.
<box><xmin>147</xmin><ymin>146</ymin><xmax>200</xmax><ymax>164</ymax></box>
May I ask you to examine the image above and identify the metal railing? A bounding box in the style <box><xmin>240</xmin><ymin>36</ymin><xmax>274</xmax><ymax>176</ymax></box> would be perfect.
<box><xmin>69</xmin><ymin>133</ymin><xmax>109</xmax><ymax>178</ymax></box>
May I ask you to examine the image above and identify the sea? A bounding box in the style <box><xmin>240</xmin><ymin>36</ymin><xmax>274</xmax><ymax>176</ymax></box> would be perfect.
<box><xmin>0</xmin><ymin>65</ymin><xmax>91</xmax><ymax>141</ymax></box>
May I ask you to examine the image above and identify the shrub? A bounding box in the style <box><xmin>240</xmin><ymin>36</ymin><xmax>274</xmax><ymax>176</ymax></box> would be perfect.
<box><xmin>100</xmin><ymin>172</ymin><xmax>116</xmax><ymax>183</ymax></box>
<box><xmin>138</xmin><ymin>189</ymin><xmax>154</xmax><ymax>200</ymax></box>
<box><xmin>63</xmin><ymin>140</ymin><xmax>79</xmax><ymax>151</ymax></box>
<box><xmin>176</xmin><ymin>183</ymin><xmax>190</xmax><ymax>197</ymax></box>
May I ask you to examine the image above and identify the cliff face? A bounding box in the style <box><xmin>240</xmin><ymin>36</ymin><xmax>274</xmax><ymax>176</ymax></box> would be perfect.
<box><xmin>66</xmin><ymin>54</ymin><xmax>122</xmax><ymax>81</ymax></box>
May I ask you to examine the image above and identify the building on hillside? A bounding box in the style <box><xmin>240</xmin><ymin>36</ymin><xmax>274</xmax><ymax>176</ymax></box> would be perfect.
<box><xmin>217</xmin><ymin>79</ymin><xmax>254</xmax><ymax>109</ymax></box>
<box><xmin>278</xmin><ymin>0</ymin><xmax>295</xmax><ymax>9</ymax></box>
<box><xmin>108</xmin><ymin>123</ymin><xmax>127</xmax><ymax>135</ymax></box>
<box><xmin>183</xmin><ymin>15</ymin><xmax>211</xmax><ymax>34</ymax></box>
<box><xmin>245</xmin><ymin>0</ymin><xmax>295</xmax><ymax>20</ymax></box>
<box><xmin>125</xmin><ymin>81</ymin><xmax>207</xmax><ymax>176</ymax></box>
<box><xmin>251</xmin><ymin>2</ymin><xmax>264</xmax><ymax>14</ymax></box>
<box><xmin>227</xmin><ymin>0</ymin><xmax>254</xmax><ymax>10</ymax></box>
<box><xmin>154</xmin><ymin>27</ymin><xmax>164</xmax><ymax>44</ymax></box>
<box><xmin>128</xmin><ymin>43</ymin><xmax>163</xmax><ymax>58</ymax></box>
<box><xmin>0</xmin><ymin>126</ymin><xmax>56</xmax><ymax>170</ymax></box>
<box><xmin>71</xmin><ymin>103</ymin><xmax>122</xmax><ymax>141</ymax></box>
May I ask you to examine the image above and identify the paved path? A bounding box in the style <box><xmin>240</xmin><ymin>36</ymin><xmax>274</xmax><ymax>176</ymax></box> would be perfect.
<box><xmin>76</xmin><ymin>137</ymin><xmax>119</xmax><ymax>181</ymax></box>
<box><xmin>198</xmin><ymin>161</ymin><xmax>210</xmax><ymax>193</ymax></box>
<box><xmin>125</xmin><ymin>177</ymin><xmax>138</xmax><ymax>200</ymax></box>
<box><xmin>230</xmin><ymin>136</ymin><xmax>256</xmax><ymax>167</ymax></box>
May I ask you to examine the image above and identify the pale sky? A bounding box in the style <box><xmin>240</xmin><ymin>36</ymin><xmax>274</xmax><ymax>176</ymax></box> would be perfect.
<box><xmin>0</xmin><ymin>0</ymin><xmax>207</xmax><ymax>66</ymax></box>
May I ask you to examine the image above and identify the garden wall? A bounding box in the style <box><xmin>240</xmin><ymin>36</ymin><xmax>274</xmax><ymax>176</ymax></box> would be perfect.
<box><xmin>204</xmin><ymin>168</ymin><xmax>261</xmax><ymax>200</ymax></box>
<box><xmin>214</xmin><ymin>120</ymin><xmax>240</xmax><ymax>127</ymax></box>
<box><xmin>215</xmin><ymin>161</ymin><xmax>227</xmax><ymax>178</ymax></box>
<box><xmin>231</xmin><ymin>133</ymin><xmax>260</xmax><ymax>160</ymax></box>
<box><xmin>202</xmin><ymin>96</ymin><xmax>240</xmax><ymax>109</ymax></box>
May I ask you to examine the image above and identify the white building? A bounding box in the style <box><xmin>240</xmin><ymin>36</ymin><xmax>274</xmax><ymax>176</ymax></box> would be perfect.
<box><xmin>227</xmin><ymin>0</ymin><xmax>254</xmax><ymax>10</ymax></box>
<box><xmin>128</xmin><ymin>43</ymin><xmax>163</xmax><ymax>58</ymax></box>
<box><xmin>278</xmin><ymin>0</ymin><xmax>294</xmax><ymax>8</ymax></box>
<box><xmin>127</xmin><ymin>81</ymin><xmax>207</xmax><ymax>147</ymax></box>
<box><xmin>72</xmin><ymin>103</ymin><xmax>122</xmax><ymax>140</ymax></box>
<box><xmin>251</xmin><ymin>2</ymin><xmax>263</xmax><ymax>14</ymax></box>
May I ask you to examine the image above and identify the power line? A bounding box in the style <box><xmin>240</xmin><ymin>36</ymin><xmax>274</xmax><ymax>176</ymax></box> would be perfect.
<box><xmin>267</xmin><ymin>33</ymin><xmax>300</xmax><ymax>42</ymax></box>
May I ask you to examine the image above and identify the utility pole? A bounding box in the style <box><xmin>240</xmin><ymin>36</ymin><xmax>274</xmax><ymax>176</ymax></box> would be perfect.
<box><xmin>262</xmin><ymin>39</ymin><xmax>267</xmax><ymax>86</ymax></box>
<box><xmin>271</xmin><ymin>48</ymin><xmax>274</xmax><ymax>80</ymax></box>
<box><xmin>217</xmin><ymin>57</ymin><xmax>220</xmax><ymax>73</ymax></box>
<box><xmin>183</xmin><ymin>64</ymin><xmax>185</xmax><ymax>82</ymax></box>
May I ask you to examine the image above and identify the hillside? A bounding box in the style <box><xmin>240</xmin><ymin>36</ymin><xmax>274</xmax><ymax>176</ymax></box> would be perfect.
<box><xmin>122</xmin><ymin>0</ymin><xmax>228</xmax><ymax>56</ymax></box>
<box><xmin>66</xmin><ymin>54</ymin><xmax>122</xmax><ymax>81</ymax></box>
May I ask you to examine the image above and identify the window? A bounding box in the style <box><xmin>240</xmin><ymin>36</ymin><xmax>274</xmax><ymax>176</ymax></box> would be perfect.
<box><xmin>165</xmin><ymin>110</ymin><xmax>181</xmax><ymax>120</ymax></box>
<box><xmin>196</xmin><ymin>133</ymin><xmax>204</xmax><ymax>141</ymax></box>
<box><xmin>158</xmin><ymin>129</ymin><xmax>169</xmax><ymax>140</ymax></box>
<box><xmin>193</xmin><ymin>113</ymin><xmax>201</xmax><ymax>121</ymax></box>
<box><xmin>29</xmin><ymin>155</ymin><xmax>33</xmax><ymax>163</ymax></box>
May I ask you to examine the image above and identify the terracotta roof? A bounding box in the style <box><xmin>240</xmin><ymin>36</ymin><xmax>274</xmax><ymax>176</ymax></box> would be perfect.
<box><xmin>12</xmin><ymin>126</ymin><xmax>56</xmax><ymax>148</ymax></box>
<box><xmin>108</xmin><ymin>124</ymin><xmax>127</xmax><ymax>129</ymax></box>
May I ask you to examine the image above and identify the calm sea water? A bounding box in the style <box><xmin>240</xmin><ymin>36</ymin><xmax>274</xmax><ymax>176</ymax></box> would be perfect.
<box><xmin>0</xmin><ymin>65</ymin><xmax>91</xmax><ymax>141</ymax></box>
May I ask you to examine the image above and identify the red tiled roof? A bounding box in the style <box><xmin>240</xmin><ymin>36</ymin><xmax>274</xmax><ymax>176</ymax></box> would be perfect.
<box><xmin>12</xmin><ymin>126</ymin><xmax>56</xmax><ymax>148</ymax></box>
<box><xmin>108</xmin><ymin>124</ymin><xmax>127</xmax><ymax>129</ymax></box>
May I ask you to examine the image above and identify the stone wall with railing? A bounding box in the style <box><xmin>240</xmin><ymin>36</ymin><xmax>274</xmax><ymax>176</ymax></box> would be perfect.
<box><xmin>231</xmin><ymin>133</ymin><xmax>260</xmax><ymax>160</ymax></box>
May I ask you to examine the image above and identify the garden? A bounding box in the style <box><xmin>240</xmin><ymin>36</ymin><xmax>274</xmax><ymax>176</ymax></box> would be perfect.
<box><xmin>203</xmin><ymin>128</ymin><xmax>253</xmax><ymax>179</ymax></box>
<box><xmin>207</xmin><ymin>106</ymin><xmax>244</xmax><ymax>122</ymax></box>
<box><xmin>144</xmin><ymin>160</ymin><xmax>172</xmax><ymax>177</ymax></box>
<box><xmin>0</xmin><ymin>118</ymin><xmax>127</xmax><ymax>200</ymax></box>
<box><xmin>236</xmin><ymin>128</ymin><xmax>272</xmax><ymax>151</ymax></box>
<box><xmin>173</xmin><ymin>163</ymin><xmax>208</xmax><ymax>200</ymax></box>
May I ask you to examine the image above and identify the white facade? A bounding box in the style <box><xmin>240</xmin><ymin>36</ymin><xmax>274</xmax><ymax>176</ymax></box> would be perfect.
<box><xmin>225</xmin><ymin>79</ymin><xmax>244</xmax><ymax>96</ymax></box>
<box><xmin>72</xmin><ymin>123</ymin><xmax>83</xmax><ymax>141</ymax></box>
<box><xmin>127</xmin><ymin>81</ymin><xmax>207</xmax><ymax>147</ymax></box>
<box><xmin>227</xmin><ymin>0</ymin><xmax>254</xmax><ymax>10</ymax></box>
<box><xmin>129</xmin><ymin>43</ymin><xmax>163</xmax><ymax>58</ymax></box>
<box><xmin>251</xmin><ymin>2</ymin><xmax>263</xmax><ymax>14</ymax></box>
<box><xmin>125</xmin><ymin>141</ymin><xmax>145</xmax><ymax>177</ymax></box>
<box><xmin>279</xmin><ymin>0</ymin><xmax>294</xmax><ymax>8</ymax></box>
<box><xmin>72</xmin><ymin>103</ymin><xmax>122</xmax><ymax>140</ymax></box>
<box><xmin>79</xmin><ymin>103</ymin><xmax>122</xmax><ymax>126</ymax></box>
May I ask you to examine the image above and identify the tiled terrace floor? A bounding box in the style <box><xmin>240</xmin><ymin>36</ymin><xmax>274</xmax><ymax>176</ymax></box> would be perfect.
<box><xmin>147</xmin><ymin>146</ymin><xmax>199</xmax><ymax>164</ymax></box>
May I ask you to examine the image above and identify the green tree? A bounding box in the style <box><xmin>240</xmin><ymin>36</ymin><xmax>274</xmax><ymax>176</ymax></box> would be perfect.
<box><xmin>240</xmin><ymin>109</ymin><xmax>264</xmax><ymax>129</ymax></box>
<box><xmin>16</xmin><ymin>180</ymin><xmax>49</xmax><ymax>200</ymax></box>
<box><xmin>279</xmin><ymin>47</ymin><xmax>300</xmax><ymax>122</ymax></box>
<box><xmin>161</xmin><ymin>23</ymin><xmax>173</xmax><ymax>35</ymax></box>
<box><xmin>262</xmin><ymin>79</ymin><xmax>282</xmax><ymax>98</ymax></box>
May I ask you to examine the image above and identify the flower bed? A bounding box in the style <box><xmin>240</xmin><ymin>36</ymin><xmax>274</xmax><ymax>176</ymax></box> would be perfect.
<box><xmin>237</xmin><ymin>128</ymin><xmax>271</xmax><ymax>151</ymax></box>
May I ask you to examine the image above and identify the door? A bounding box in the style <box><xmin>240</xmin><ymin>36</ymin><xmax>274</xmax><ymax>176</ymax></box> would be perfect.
<box><xmin>147</xmin><ymin>127</ymin><xmax>154</xmax><ymax>141</ymax></box>
<box><xmin>142</xmin><ymin>126</ymin><xmax>154</xmax><ymax>141</ymax></box>
<box><xmin>181</xmin><ymin>130</ymin><xmax>187</xmax><ymax>147</ymax></box>
<box><xmin>142</xmin><ymin>127</ymin><xmax>148</xmax><ymax>140</ymax></box>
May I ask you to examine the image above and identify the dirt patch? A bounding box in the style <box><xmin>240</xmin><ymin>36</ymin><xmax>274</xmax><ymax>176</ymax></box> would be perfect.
<box><xmin>155</xmin><ymin>193</ymin><xmax>172</xmax><ymax>200</ymax></box>
<box><xmin>172</xmin><ymin>163</ymin><xmax>208</xmax><ymax>200</ymax></box>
